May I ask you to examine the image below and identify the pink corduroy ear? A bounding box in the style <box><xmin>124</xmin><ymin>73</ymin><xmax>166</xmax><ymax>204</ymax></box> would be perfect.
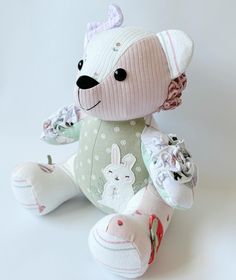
<box><xmin>160</xmin><ymin>73</ymin><xmax>187</xmax><ymax>111</ymax></box>
<box><xmin>84</xmin><ymin>4</ymin><xmax>123</xmax><ymax>48</ymax></box>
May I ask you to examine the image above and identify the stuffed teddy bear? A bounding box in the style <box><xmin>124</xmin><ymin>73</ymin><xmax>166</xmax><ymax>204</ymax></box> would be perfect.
<box><xmin>11</xmin><ymin>4</ymin><xmax>197</xmax><ymax>278</ymax></box>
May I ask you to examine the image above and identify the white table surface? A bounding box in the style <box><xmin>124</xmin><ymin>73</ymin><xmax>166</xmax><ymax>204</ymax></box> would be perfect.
<box><xmin>1</xmin><ymin>0</ymin><xmax>236</xmax><ymax>279</ymax></box>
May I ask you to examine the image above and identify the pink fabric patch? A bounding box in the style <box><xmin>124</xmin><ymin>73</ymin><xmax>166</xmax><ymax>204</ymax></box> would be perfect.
<box><xmin>160</xmin><ymin>73</ymin><xmax>187</xmax><ymax>111</ymax></box>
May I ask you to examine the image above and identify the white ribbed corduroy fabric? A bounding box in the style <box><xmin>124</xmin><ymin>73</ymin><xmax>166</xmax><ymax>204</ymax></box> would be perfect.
<box><xmin>80</xmin><ymin>27</ymin><xmax>153</xmax><ymax>83</ymax></box>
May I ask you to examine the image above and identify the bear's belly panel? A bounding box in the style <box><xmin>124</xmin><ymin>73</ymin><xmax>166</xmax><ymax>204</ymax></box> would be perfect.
<box><xmin>75</xmin><ymin>116</ymin><xmax>149</xmax><ymax>214</ymax></box>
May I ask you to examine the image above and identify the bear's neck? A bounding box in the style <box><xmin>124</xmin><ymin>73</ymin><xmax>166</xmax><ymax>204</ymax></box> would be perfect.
<box><xmin>85</xmin><ymin>115</ymin><xmax>146</xmax><ymax>126</ymax></box>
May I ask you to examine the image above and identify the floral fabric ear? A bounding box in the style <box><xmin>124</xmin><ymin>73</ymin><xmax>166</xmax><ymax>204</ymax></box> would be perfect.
<box><xmin>160</xmin><ymin>73</ymin><xmax>187</xmax><ymax>111</ymax></box>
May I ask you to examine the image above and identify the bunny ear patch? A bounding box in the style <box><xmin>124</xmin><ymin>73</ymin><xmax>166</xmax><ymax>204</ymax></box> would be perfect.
<box><xmin>85</xmin><ymin>4</ymin><xmax>124</xmax><ymax>47</ymax></box>
<box><xmin>157</xmin><ymin>30</ymin><xmax>194</xmax><ymax>79</ymax></box>
<box><xmin>122</xmin><ymin>154</ymin><xmax>136</xmax><ymax>169</ymax></box>
<box><xmin>111</xmin><ymin>144</ymin><xmax>121</xmax><ymax>164</ymax></box>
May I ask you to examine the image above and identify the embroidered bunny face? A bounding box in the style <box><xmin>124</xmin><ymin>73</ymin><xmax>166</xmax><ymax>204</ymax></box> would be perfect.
<box><xmin>75</xmin><ymin>6</ymin><xmax>193</xmax><ymax>121</ymax></box>
<box><xmin>103</xmin><ymin>165</ymin><xmax>135</xmax><ymax>186</ymax></box>
<box><xmin>103</xmin><ymin>144</ymin><xmax>136</xmax><ymax>187</ymax></box>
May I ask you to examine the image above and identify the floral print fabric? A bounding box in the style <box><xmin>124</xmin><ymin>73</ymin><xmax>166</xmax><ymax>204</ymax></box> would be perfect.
<box><xmin>141</xmin><ymin>126</ymin><xmax>197</xmax><ymax>209</ymax></box>
<box><xmin>41</xmin><ymin>104</ymin><xmax>81</xmax><ymax>144</ymax></box>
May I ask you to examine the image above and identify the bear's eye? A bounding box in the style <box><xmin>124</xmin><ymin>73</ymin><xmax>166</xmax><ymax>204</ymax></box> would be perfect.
<box><xmin>108</xmin><ymin>170</ymin><xmax>113</xmax><ymax>173</ymax></box>
<box><xmin>78</xmin><ymin>60</ymin><xmax>83</xmax><ymax>71</ymax></box>
<box><xmin>114</xmin><ymin>68</ymin><xmax>127</xmax><ymax>81</ymax></box>
<box><xmin>125</xmin><ymin>175</ymin><xmax>130</xmax><ymax>178</ymax></box>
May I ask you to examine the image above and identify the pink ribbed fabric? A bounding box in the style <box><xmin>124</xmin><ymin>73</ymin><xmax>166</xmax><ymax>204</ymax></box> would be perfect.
<box><xmin>77</xmin><ymin>36</ymin><xmax>171</xmax><ymax>121</ymax></box>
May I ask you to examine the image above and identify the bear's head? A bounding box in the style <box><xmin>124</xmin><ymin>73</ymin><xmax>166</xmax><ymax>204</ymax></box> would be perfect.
<box><xmin>75</xmin><ymin>5</ymin><xmax>193</xmax><ymax>121</ymax></box>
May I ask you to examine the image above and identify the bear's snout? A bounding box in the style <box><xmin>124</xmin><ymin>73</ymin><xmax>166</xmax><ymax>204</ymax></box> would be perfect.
<box><xmin>76</xmin><ymin>75</ymin><xmax>99</xmax><ymax>89</ymax></box>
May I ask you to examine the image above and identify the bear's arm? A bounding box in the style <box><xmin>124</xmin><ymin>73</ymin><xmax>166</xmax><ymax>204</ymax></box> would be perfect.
<box><xmin>141</xmin><ymin>125</ymin><xmax>198</xmax><ymax>210</ymax></box>
<box><xmin>41</xmin><ymin>104</ymin><xmax>85</xmax><ymax>145</ymax></box>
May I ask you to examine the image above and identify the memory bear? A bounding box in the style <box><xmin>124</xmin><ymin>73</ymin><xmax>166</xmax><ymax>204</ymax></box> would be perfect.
<box><xmin>12</xmin><ymin>5</ymin><xmax>197</xmax><ymax>278</ymax></box>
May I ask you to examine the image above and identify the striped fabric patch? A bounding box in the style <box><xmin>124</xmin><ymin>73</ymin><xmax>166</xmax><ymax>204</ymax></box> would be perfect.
<box><xmin>38</xmin><ymin>164</ymin><xmax>54</xmax><ymax>173</ymax></box>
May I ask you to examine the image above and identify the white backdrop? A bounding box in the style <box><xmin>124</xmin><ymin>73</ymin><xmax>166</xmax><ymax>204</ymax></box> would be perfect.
<box><xmin>0</xmin><ymin>1</ymin><xmax>235</xmax><ymax>279</ymax></box>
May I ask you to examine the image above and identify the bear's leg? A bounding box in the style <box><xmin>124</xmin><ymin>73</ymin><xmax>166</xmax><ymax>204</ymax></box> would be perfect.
<box><xmin>88</xmin><ymin>183</ymin><xmax>174</xmax><ymax>278</ymax></box>
<box><xmin>11</xmin><ymin>154</ymin><xmax>80</xmax><ymax>215</ymax></box>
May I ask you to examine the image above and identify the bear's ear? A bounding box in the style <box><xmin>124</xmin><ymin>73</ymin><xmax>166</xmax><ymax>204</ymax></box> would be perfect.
<box><xmin>84</xmin><ymin>4</ymin><xmax>123</xmax><ymax>49</ymax></box>
<box><xmin>157</xmin><ymin>30</ymin><xmax>194</xmax><ymax>79</ymax></box>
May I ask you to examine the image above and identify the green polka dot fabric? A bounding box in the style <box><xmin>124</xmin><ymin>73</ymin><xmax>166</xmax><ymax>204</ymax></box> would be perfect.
<box><xmin>74</xmin><ymin>116</ymin><xmax>149</xmax><ymax>213</ymax></box>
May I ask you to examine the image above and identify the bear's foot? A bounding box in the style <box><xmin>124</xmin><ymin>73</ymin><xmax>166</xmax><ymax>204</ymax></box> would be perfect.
<box><xmin>11</xmin><ymin>161</ymin><xmax>79</xmax><ymax>215</ymax></box>
<box><xmin>88</xmin><ymin>212</ymin><xmax>163</xmax><ymax>278</ymax></box>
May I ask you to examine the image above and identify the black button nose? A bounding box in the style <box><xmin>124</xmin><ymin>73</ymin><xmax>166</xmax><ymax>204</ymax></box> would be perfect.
<box><xmin>76</xmin><ymin>75</ymin><xmax>99</xmax><ymax>89</ymax></box>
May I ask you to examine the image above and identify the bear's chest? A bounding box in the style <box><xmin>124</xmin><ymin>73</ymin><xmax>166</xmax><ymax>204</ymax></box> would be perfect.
<box><xmin>74</xmin><ymin>116</ymin><xmax>149</xmax><ymax>213</ymax></box>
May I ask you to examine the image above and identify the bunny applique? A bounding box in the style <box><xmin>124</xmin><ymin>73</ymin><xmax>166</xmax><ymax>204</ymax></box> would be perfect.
<box><xmin>99</xmin><ymin>144</ymin><xmax>136</xmax><ymax>212</ymax></box>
